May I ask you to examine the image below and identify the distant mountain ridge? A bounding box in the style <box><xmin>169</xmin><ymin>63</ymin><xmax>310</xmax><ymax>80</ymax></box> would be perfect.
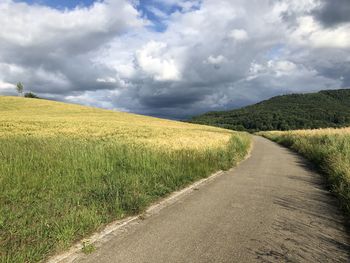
<box><xmin>190</xmin><ymin>89</ymin><xmax>350</xmax><ymax>132</ymax></box>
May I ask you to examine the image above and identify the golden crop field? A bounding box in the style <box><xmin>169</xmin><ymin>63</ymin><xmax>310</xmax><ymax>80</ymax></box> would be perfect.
<box><xmin>0</xmin><ymin>96</ymin><xmax>235</xmax><ymax>150</ymax></box>
<box><xmin>263</xmin><ymin>127</ymin><xmax>350</xmax><ymax>137</ymax></box>
<box><xmin>0</xmin><ymin>96</ymin><xmax>250</xmax><ymax>262</ymax></box>
<box><xmin>259</xmin><ymin>128</ymin><xmax>350</xmax><ymax>216</ymax></box>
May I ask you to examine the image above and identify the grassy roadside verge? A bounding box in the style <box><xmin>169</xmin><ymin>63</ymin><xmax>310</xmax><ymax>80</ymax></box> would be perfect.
<box><xmin>259</xmin><ymin>128</ymin><xmax>350</xmax><ymax>216</ymax></box>
<box><xmin>0</xmin><ymin>133</ymin><xmax>250</xmax><ymax>262</ymax></box>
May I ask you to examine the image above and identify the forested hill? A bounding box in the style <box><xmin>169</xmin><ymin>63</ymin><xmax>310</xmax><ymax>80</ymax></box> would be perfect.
<box><xmin>189</xmin><ymin>89</ymin><xmax>350</xmax><ymax>132</ymax></box>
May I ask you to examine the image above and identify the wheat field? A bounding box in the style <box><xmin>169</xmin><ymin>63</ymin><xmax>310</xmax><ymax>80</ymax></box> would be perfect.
<box><xmin>259</xmin><ymin>128</ymin><xmax>350</xmax><ymax>215</ymax></box>
<box><xmin>0</xmin><ymin>96</ymin><xmax>250</xmax><ymax>262</ymax></box>
<box><xmin>0</xmin><ymin>96</ymin><xmax>236</xmax><ymax>150</ymax></box>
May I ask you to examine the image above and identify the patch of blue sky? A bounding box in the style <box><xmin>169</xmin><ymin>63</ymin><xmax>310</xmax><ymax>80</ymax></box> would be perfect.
<box><xmin>137</xmin><ymin>0</ymin><xmax>202</xmax><ymax>32</ymax></box>
<box><xmin>137</xmin><ymin>1</ymin><xmax>181</xmax><ymax>32</ymax></box>
<box><xmin>15</xmin><ymin>0</ymin><xmax>97</xmax><ymax>9</ymax></box>
<box><xmin>16</xmin><ymin>0</ymin><xmax>201</xmax><ymax>32</ymax></box>
<box><xmin>265</xmin><ymin>44</ymin><xmax>285</xmax><ymax>60</ymax></box>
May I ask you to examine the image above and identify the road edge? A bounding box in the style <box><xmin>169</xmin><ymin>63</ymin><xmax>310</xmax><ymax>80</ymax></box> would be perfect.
<box><xmin>46</xmin><ymin>140</ymin><xmax>254</xmax><ymax>263</ymax></box>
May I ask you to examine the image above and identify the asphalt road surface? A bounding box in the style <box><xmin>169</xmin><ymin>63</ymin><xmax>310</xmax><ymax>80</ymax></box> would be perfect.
<box><xmin>74</xmin><ymin>136</ymin><xmax>350</xmax><ymax>263</ymax></box>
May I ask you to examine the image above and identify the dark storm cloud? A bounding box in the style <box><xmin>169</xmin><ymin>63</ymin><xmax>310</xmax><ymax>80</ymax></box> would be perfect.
<box><xmin>95</xmin><ymin>0</ymin><xmax>347</xmax><ymax>119</ymax></box>
<box><xmin>0</xmin><ymin>0</ymin><xmax>349</xmax><ymax>119</ymax></box>
<box><xmin>0</xmin><ymin>49</ymin><xmax>118</xmax><ymax>95</ymax></box>
<box><xmin>140</xmin><ymin>90</ymin><xmax>206</xmax><ymax>108</ymax></box>
<box><xmin>0</xmin><ymin>0</ymin><xmax>142</xmax><ymax>95</ymax></box>
<box><xmin>313</xmin><ymin>0</ymin><xmax>350</xmax><ymax>27</ymax></box>
<box><xmin>315</xmin><ymin>63</ymin><xmax>350</xmax><ymax>88</ymax></box>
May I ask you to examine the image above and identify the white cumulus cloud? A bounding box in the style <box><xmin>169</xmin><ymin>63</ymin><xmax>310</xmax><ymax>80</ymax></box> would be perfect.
<box><xmin>136</xmin><ymin>41</ymin><xmax>181</xmax><ymax>81</ymax></box>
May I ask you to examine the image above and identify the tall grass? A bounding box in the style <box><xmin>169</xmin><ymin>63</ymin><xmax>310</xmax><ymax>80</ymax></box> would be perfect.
<box><xmin>259</xmin><ymin>128</ymin><xmax>350</xmax><ymax>215</ymax></box>
<box><xmin>0</xmin><ymin>97</ymin><xmax>251</xmax><ymax>262</ymax></box>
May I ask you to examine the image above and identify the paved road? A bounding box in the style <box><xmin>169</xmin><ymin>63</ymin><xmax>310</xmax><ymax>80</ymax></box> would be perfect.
<box><xmin>75</xmin><ymin>136</ymin><xmax>350</xmax><ymax>263</ymax></box>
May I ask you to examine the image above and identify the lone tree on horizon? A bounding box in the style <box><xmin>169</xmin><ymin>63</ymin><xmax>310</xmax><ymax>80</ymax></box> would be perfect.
<box><xmin>16</xmin><ymin>82</ymin><xmax>24</xmax><ymax>96</ymax></box>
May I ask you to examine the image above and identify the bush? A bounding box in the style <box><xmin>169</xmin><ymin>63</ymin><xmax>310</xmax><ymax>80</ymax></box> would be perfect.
<box><xmin>24</xmin><ymin>92</ymin><xmax>39</xmax><ymax>98</ymax></box>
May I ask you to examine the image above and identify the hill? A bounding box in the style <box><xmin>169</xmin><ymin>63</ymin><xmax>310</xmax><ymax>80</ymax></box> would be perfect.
<box><xmin>0</xmin><ymin>96</ymin><xmax>250</xmax><ymax>262</ymax></box>
<box><xmin>190</xmin><ymin>89</ymin><xmax>350</xmax><ymax>132</ymax></box>
<box><xmin>0</xmin><ymin>96</ymin><xmax>238</xmax><ymax>149</ymax></box>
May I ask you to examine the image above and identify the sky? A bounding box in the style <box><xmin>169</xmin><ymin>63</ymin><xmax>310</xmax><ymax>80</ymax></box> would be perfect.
<box><xmin>0</xmin><ymin>0</ymin><xmax>349</xmax><ymax>119</ymax></box>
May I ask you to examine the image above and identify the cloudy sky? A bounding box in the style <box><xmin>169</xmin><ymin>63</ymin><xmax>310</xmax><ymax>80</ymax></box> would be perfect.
<box><xmin>0</xmin><ymin>0</ymin><xmax>349</xmax><ymax>119</ymax></box>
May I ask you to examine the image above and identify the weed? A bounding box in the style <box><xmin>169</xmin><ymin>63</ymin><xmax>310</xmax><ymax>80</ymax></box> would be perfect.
<box><xmin>82</xmin><ymin>242</ymin><xmax>96</xmax><ymax>255</ymax></box>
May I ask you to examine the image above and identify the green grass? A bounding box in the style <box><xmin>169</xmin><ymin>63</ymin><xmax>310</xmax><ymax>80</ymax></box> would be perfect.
<box><xmin>0</xmin><ymin>104</ymin><xmax>250</xmax><ymax>262</ymax></box>
<box><xmin>259</xmin><ymin>129</ymin><xmax>350</xmax><ymax>215</ymax></box>
<box><xmin>81</xmin><ymin>242</ymin><xmax>96</xmax><ymax>255</ymax></box>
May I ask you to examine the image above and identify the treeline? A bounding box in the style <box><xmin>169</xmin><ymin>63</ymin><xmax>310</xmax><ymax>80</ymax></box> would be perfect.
<box><xmin>190</xmin><ymin>89</ymin><xmax>350</xmax><ymax>132</ymax></box>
